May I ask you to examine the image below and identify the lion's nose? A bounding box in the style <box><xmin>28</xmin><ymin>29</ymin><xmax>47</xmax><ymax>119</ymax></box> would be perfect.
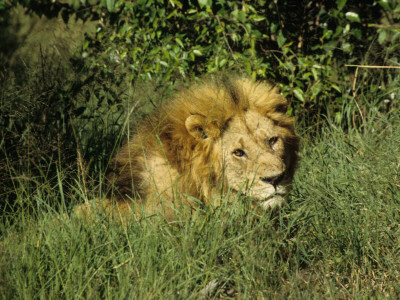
<box><xmin>260</xmin><ymin>172</ymin><xmax>285</xmax><ymax>187</ymax></box>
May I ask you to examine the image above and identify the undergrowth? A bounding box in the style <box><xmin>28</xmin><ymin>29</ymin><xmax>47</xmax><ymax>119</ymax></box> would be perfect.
<box><xmin>1</xmin><ymin>88</ymin><xmax>399</xmax><ymax>298</ymax></box>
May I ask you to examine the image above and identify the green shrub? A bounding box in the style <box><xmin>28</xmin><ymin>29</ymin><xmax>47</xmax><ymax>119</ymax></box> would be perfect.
<box><xmin>2</xmin><ymin>0</ymin><xmax>399</xmax><ymax>122</ymax></box>
<box><xmin>62</xmin><ymin>0</ymin><xmax>400</xmax><ymax>120</ymax></box>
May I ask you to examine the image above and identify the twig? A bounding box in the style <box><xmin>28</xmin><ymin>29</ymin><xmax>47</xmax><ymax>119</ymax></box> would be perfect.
<box><xmin>347</xmin><ymin>66</ymin><xmax>364</xmax><ymax>129</ymax></box>
<box><xmin>215</xmin><ymin>15</ymin><xmax>236</xmax><ymax>60</ymax></box>
<box><xmin>368</xmin><ymin>24</ymin><xmax>400</xmax><ymax>29</ymax></box>
<box><xmin>345</xmin><ymin>64</ymin><xmax>400</xmax><ymax>131</ymax></box>
<box><xmin>112</xmin><ymin>257</ymin><xmax>133</xmax><ymax>269</ymax></box>
<box><xmin>345</xmin><ymin>64</ymin><xmax>400</xmax><ymax>69</ymax></box>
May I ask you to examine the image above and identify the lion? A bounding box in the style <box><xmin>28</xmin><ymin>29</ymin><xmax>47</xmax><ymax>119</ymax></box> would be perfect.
<box><xmin>77</xmin><ymin>76</ymin><xmax>299</xmax><ymax>221</ymax></box>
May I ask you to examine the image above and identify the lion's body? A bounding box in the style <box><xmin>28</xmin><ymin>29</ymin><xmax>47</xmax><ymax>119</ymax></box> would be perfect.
<box><xmin>79</xmin><ymin>77</ymin><xmax>299</xmax><ymax>221</ymax></box>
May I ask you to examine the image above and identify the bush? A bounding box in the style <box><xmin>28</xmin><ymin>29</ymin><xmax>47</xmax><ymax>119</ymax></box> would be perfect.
<box><xmin>2</xmin><ymin>0</ymin><xmax>400</xmax><ymax>121</ymax></box>
<box><xmin>64</xmin><ymin>0</ymin><xmax>400</xmax><ymax>122</ymax></box>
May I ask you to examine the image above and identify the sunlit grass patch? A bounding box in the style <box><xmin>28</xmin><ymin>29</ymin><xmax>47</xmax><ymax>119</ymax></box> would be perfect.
<box><xmin>1</xmin><ymin>111</ymin><xmax>400</xmax><ymax>298</ymax></box>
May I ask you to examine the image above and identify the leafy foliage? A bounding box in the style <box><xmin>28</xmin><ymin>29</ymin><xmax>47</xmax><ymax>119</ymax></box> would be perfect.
<box><xmin>2</xmin><ymin>0</ymin><xmax>400</xmax><ymax>119</ymax></box>
<box><xmin>66</xmin><ymin>0</ymin><xmax>400</xmax><ymax>118</ymax></box>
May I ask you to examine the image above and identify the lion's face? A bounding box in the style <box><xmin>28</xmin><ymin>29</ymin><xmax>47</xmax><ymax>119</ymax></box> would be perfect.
<box><xmin>220</xmin><ymin>110</ymin><xmax>293</xmax><ymax>209</ymax></box>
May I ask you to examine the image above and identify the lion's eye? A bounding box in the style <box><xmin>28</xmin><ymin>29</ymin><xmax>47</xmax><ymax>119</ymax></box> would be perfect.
<box><xmin>268</xmin><ymin>136</ymin><xmax>279</xmax><ymax>147</ymax></box>
<box><xmin>233</xmin><ymin>149</ymin><xmax>246</xmax><ymax>157</ymax></box>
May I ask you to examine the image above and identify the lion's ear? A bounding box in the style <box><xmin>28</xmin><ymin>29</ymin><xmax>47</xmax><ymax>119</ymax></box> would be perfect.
<box><xmin>185</xmin><ymin>115</ymin><xmax>207</xmax><ymax>140</ymax></box>
<box><xmin>185</xmin><ymin>115</ymin><xmax>220</xmax><ymax>140</ymax></box>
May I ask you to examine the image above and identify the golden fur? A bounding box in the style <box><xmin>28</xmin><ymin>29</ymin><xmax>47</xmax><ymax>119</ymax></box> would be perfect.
<box><xmin>77</xmin><ymin>76</ymin><xmax>299</xmax><ymax>221</ymax></box>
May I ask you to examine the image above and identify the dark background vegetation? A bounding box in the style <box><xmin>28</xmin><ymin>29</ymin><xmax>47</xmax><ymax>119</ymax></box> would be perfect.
<box><xmin>1</xmin><ymin>0</ymin><xmax>399</xmax><ymax>213</ymax></box>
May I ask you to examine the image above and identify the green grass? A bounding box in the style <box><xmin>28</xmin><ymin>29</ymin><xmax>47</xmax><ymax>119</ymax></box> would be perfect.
<box><xmin>1</xmin><ymin>108</ymin><xmax>400</xmax><ymax>298</ymax></box>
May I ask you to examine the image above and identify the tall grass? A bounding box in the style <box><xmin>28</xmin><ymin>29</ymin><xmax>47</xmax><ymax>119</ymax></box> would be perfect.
<box><xmin>1</xmin><ymin>81</ymin><xmax>400</xmax><ymax>298</ymax></box>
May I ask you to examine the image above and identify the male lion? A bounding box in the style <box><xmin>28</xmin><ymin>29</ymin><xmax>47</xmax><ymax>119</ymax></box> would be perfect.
<box><xmin>78</xmin><ymin>76</ymin><xmax>299</xmax><ymax>221</ymax></box>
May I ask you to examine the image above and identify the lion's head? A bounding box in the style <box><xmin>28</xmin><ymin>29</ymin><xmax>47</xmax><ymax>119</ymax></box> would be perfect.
<box><xmin>106</xmin><ymin>76</ymin><xmax>299</xmax><ymax>217</ymax></box>
<box><xmin>161</xmin><ymin>77</ymin><xmax>299</xmax><ymax>210</ymax></box>
<box><xmin>220</xmin><ymin>109</ymin><xmax>296</xmax><ymax>209</ymax></box>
